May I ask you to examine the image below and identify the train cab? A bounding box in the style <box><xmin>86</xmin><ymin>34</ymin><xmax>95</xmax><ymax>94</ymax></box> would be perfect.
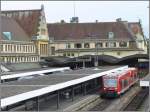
<box><xmin>101</xmin><ymin>67</ymin><xmax>138</xmax><ymax>98</ymax></box>
<box><xmin>101</xmin><ymin>72</ymin><xmax>119</xmax><ymax>97</ymax></box>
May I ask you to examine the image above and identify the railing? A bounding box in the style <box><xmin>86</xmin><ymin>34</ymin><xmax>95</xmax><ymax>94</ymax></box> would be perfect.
<box><xmin>0</xmin><ymin>40</ymin><xmax>34</xmax><ymax>44</ymax></box>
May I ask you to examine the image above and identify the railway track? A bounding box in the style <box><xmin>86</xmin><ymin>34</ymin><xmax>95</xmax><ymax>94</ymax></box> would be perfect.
<box><xmin>85</xmin><ymin>84</ymin><xmax>140</xmax><ymax>111</ymax></box>
<box><xmin>89</xmin><ymin>99</ymin><xmax>113</xmax><ymax>111</ymax></box>
<box><xmin>123</xmin><ymin>87</ymin><xmax>149</xmax><ymax>111</ymax></box>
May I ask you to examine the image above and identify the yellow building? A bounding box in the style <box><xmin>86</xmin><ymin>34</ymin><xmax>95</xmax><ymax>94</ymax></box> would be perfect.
<box><xmin>47</xmin><ymin>19</ymin><xmax>147</xmax><ymax>59</ymax></box>
<box><xmin>0</xmin><ymin>15</ymin><xmax>39</xmax><ymax>64</ymax></box>
<box><xmin>1</xmin><ymin>5</ymin><xmax>49</xmax><ymax>58</ymax></box>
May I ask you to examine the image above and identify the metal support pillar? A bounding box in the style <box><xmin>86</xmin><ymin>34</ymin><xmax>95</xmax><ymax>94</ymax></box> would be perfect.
<box><xmin>94</xmin><ymin>78</ymin><xmax>97</xmax><ymax>87</ymax></box>
<box><xmin>57</xmin><ymin>91</ymin><xmax>60</xmax><ymax>109</ymax></box>
<box><xmin>83</xmin><ymin>60</ymin><xmax>85</xmax><ymax>68</ymax></box>
<box><xmin>83</xmin><ymin>83</ymin><xmax>86</xmax><ymax>96</ymax></box>
<box><xmin>72</xmin><ymin>86</ymin><xmax>74</xmax><ymax>102</ymax></box>
<box><xmin>25</xmin><ymin>102</ymin><xmax>28</xmax><ymax>111</ymax></box>
<box><xmin>33</xmin><ymin>97</ymin><xmax>39</xmax><ymax>111</ymax></box>
<box><xmin>4</xmin><ymin>106</ymin><xmax>9</xmax><ymax>111</ymax></box>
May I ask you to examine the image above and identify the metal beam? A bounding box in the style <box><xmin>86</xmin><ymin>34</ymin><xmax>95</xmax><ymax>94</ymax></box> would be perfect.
<box><xmin>83</xmin><ymin>83</ymin><xmax>86</xmax><ymax>96</ymax></box>
<box><xmin>72</xmin><ymin>86</ymin><xmax>74</xmax><ymax>101</ymax></box>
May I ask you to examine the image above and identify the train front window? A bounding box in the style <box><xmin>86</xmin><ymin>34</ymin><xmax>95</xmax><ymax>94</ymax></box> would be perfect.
<box><xmin>104</xmin><ymin>79</ymin><xmax>117</xmax><ymax>87</ymax></box>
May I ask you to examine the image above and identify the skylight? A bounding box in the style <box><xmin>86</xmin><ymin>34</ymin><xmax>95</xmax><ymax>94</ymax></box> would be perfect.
<box><xmin>3</xmin><ymin>32</ymin><xmax>12</xmax><ymax>40</ymax></box>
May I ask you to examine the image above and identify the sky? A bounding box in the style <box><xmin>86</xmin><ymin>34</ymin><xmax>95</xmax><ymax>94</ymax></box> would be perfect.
<box><xmin>1</xmin><ymin>1</ymin><xmax>149</xmax><ymax>38</ymax></box>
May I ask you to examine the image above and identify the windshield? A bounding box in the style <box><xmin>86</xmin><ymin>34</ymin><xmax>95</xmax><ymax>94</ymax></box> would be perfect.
<box><xmin>104</xmin><ymin>79</ymin><xmax>117</xmax><ymax>87</ymax></box>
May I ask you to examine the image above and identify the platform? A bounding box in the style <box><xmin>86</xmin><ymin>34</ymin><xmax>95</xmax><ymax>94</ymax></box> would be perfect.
<box><xmin>1</xmin><ymin>66</ymin><xmax>128</xmax><ymax>108</ymax></box>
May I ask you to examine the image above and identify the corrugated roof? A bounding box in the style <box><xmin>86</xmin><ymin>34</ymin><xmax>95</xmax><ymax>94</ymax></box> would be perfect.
<box><xmin>47</xmin><ymin>22</ymin><xmax>136</xmax><ymax>41</ymax></box>
<box><xmin>1</xmin><ymin>16</ymin><xmax>30</xmax><ymax>41</ymax></box>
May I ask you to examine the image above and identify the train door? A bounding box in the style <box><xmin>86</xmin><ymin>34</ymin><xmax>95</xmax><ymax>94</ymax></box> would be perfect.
<box><xmin>99</xmin><ymin>76</ymin><xmax>104</xmax><ymax>92</ymax></box>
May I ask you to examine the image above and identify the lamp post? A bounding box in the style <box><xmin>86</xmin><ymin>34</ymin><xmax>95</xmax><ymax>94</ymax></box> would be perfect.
<box><xmin>95</xmin><ymin>42</ymin><xmax>98</xmax><ymax>67</ymax></box>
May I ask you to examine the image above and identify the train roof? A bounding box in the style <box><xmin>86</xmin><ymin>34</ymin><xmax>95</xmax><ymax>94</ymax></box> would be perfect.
<box><xmin>103</xmin><ymin>67</ymin><xmax>135</xmax><ymax>78</ymax></box>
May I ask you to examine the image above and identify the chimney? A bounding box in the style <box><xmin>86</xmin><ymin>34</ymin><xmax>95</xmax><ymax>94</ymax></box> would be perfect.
<box><xmin>116</xmin><ymin>18</ymin><xmax>122</xmax><ymax>22</ymax></box>
<box><xmin>70</xmin><ymin>17</ymin><xmax>79</xmax><ymax>23</ymax></box>
<box><xmin>60</xmin><ymin>19</ymin><xmax>65</xmax><ymax>23</ymax></box>
<box><xmin>41</xmin><ymin>4</ymin><xmax>44</xmax><ymax>11</ymax></box>
<box><xmin>95</xmin><ymin>20</ymin><xmax>98</xmax><ymax>23</ymax></box>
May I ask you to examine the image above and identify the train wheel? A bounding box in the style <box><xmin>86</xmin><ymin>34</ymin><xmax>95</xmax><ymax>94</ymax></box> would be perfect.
<box><xmin>100</xmin><ymin>93</ymin><xmax>105</xmax><ymax>98</ymax></box>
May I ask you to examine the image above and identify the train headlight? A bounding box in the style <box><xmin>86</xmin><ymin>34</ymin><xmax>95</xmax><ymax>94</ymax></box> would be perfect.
<box><xmin>104</xmin><ymin>87</ymin><xmax>106</xmax><ymax>90</ymax></box>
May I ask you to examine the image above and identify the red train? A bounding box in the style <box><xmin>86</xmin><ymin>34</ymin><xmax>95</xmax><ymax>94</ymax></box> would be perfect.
<box><xmin>101</xmin><ymin>67</ymin><xmax>138</xmax><ymax>98</ymax></box>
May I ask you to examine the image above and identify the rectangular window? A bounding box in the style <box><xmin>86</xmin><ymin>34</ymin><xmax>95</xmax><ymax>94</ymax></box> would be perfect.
<box><xmin>66</xmin><ymin>43</ymin><xmax>71</xmax><ymax>49</ymax></box>
<box><xmin>74</xmin><ymin>43</ymin><xmax>82</xmax><ymax>48</ymax></box>
<box><xmin>51</xmin><ymin>47</ymin><xmax>55</xmax><ymax>55</ymax></box>
<box><xmin>17</xmin><ymin>45</ymin><xmax>19</xmax><ymax>52</ymax></box>
<box><xmin>14</xmin><ymin>45</ymin><xmax>16</xmax><ymax>52</ymax></box>
<box><xmin>0</xmin><ymin>45</ymin><xmax>3</xmax><ymax>52</ymax></box>
<box><xmin>108</xmin><ymin>32</ymin><xmax>114</xmax><ymax>39</ymax></box>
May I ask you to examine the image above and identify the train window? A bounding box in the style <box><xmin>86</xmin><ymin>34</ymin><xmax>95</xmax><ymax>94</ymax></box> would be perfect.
<box><xmin>121</xmin><ymin>79</ymin><xmax>128</xmax><ymax>88</ymax></box>
<box><xmin>124</xmin><ymin>79</ymin><xmax>128</xmax><ymax>87</ymax></box>
<box><xmin>131</xmin><ymin>75</ymin><xmax>134</xmax><ymax>81</ymax></box>
<box><xmin>121</xmin><ymin>80</ymin><xmax>125</xmax><ymax>88</ymax></box>
<box><xmin>103</xmin><ymin>79</ymin><xmax>117</xmax><ymax>87</ymax></box>
<box><xmin>133</xmin><ymin>74</ymin><xmax>136</xmax><ymax>79</ymax></box>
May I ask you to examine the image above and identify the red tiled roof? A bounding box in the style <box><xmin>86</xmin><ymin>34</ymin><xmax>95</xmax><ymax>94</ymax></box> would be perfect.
<box><xmin>1</xmin><ymin>16</ymin><xmax>30</xmax><ymax>41</ymax></box>
<box><xmin>2</xmin><ymin>9</ymin><xmax>41</xmax><ymax>38</ymax></box>
<box><xmin>47</xmin><ymin>22</ymin><xmax>135</xmax><ymax>41</ymax></box>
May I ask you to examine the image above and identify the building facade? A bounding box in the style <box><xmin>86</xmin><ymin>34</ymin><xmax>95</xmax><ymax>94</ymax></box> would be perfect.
<box><xmin>1</xmin><ymin>5</ymin><xmax>148</xmax><ymax>65</ymax></box>
<box><xmin>1</xmin><ymin>5</ymin><xmax>49</xmax><ymax>64</ymax></box>
<box><xmin>1</xmin><ymin>5</ymin><xmax>49</xmax><ymax>58</ymax></box>
<box><xmin>0</xmin><ymin>40</ymin><xmax>39</xmax><ymax>63</ymax></box>
<box><xmin>48</xmin><ymin>19</ymin><xmax>147</xmax><ymax>59</ymax></box>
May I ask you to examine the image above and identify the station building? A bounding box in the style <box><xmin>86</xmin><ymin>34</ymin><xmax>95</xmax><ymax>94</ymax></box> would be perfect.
<box><xmin>48</xmin><ymin>18</ymin><xmax>147</xmax><ymax>58</ymax></box>
<box><xmin>1</xmin><ymin>5</ymin><xmax>148</xmax><ymax>67</ymax></box>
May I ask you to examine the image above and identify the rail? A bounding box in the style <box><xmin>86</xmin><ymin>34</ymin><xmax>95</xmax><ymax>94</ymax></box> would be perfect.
<box><xmin>123</xmin><ymin>88</ymin><xmax>149</xmax><ymax>111</ymax></box>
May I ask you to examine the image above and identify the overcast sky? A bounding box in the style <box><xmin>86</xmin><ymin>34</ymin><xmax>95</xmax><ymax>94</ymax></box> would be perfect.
<box><xmin>1</xmin><ymin>1</ymin><xmax>149</xmax><ymax>37</ymax></box>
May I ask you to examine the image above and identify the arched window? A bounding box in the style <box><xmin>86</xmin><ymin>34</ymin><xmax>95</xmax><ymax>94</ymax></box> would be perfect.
<box><xmin>106</xmin><ymin>42</ymin><xmax>116</xmax><ymax>47</ymax></box>
<box><xmin>95</xmin><ymin>43</ymin><xmax>103</xmax><ymax>48</ymax></box>
<box><xmin>119</xmin><ymin>42</ymin><xmax>127</xmax><ymax>47</ymax></box>
<box><xmin>84</xmin><ymin>43</ymin><xmax>90</xmax><ymax>48</ymax></box>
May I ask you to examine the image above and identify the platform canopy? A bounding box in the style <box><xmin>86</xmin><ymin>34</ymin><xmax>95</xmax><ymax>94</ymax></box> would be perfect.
<box><xmin>1</xmin><ymin>67</ymin><xmax>70</xmax><ymax>80</ymax></box>
<box><xmin>1</xmin><ymin>66</ymin><xmax>128</xmax><ymax>108</ymax></box>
